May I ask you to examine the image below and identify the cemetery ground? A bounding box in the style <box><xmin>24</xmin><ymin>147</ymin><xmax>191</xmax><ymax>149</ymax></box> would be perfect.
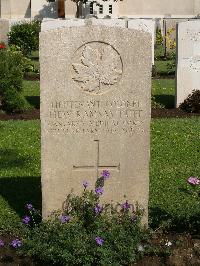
<box><xmin>0</xmin><ymin>45</ymin><xmax>200</xmax><ymax>265</ymax></box>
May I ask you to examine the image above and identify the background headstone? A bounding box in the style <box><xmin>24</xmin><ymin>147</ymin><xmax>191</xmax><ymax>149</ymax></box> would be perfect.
<box><xmin>0</xmin><ymin>19</ymin><xmax>9</xmax><ymax>44</ymax></box>
<box><xmin>176</xmin><ymin>20</ymin><xmax>200</xmax><ymax>107</ymax></box>
<box><xmin>31</xmin><ymin>0</ymin><xmax>58</xmax><ymax>19</ymax></box>
<box><xmin>128</xmin><ymin>19</ymin><xmax>155</xmax><ymax>64</ymax></box>
<box><xmin>40</xmin><ymin>20</ymin><xmax>151</xmax><ymax>224</ymax></box>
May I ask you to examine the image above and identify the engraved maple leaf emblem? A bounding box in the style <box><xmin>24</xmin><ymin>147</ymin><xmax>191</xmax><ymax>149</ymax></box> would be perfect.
<box><xmin>72</xmin><ymin>44</ymin><xmax>122</xmax><ymax>94</ymax></box>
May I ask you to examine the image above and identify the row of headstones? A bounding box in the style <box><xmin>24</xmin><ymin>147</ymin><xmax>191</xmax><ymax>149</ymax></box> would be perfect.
<box><xmin>39</xmin><ymin>18</ymin><xmax>199</xmax><ymax>223</ymax></box>
<box><xmin>1</xmin><ymin>17</ymin><xmax>199</xmax><ymax>107</ymax></box>
<box><xmin>0</xmin><ymin>0</ymin><xmax>58</xmax><ymax>20</ymax></box>
<box><xmin>44</xmin><ymin>18</ymin><xmax>200</xmax><ymax>107</ymax></box>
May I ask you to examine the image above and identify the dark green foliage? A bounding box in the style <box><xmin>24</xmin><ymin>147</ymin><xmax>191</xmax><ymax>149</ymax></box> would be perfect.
<box><xmin>8</xmin><ymin>20</ymin><xmax>41</xmax><ymax>55</ymax></box>
<box><xmin>1</xmin><ymin>87</ymin><xmax>28</xmax><ymax>113</ymax></box>
<box><xmin>151</xmin><ymin>95</ymin><xmax>164</xmax><ymax>109</ymax></box>
<box><xmin>20</xmin><ymin>180</ymin><xmax>145</xmax><ymax>266</ymax></box>
<box><xmin>156</xmin><ymin>28</ymin><xmax>163</xmax><ymax>46</ymax></box>
<box><xmin>0</xmin><ymin>48</ymin><xmax>29</xmax><ymax>113</ymax></box>
<box><xmin>179</xmin><ymin>90</ymin><xmax>200</xmax><ymax>113</ymax></box>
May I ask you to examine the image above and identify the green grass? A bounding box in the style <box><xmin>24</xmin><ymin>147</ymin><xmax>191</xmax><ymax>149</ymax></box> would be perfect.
<box><xmin>154</xmin><ymin>45</ymin><xmax>176</xmax><ymax>77</ymax></box>
<box><xmin>0</xmin><ymin>118</ymin><xmax>199</xmax><ymax>233</ymax></box>
<box><xmin>0</xmin><ymin>120</ymin><xmax>41</xmax><ymax>233</ymax></box>
<box><xmin>154</xmin><ymin>60</ymin><xmax>175</xmax><ymax>76</ymax></box>
<box><xmin>150</xmin><ymin>117</ymin><xmax>200</xmax><ymax>231</ymax></box>
<box><xmin>152</xmin><ymin>79</ymin><xmax>175</xmax><ymax>108</ymax></box>
<box><xmin>23</xmin><ymin>80</ymin><xmax>40</xmax><ymax>109</ymax></box>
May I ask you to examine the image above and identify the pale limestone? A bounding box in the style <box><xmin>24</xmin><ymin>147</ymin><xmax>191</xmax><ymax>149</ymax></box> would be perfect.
<box><xmin>41</xmin><ymin>18</ymin><xmax>125</xmax><ymax>32</ymax></box>
<box><xmin>128</xmin><ymin>19</ymin><xmax>155</xmax><ymax>64</ymax></box>
<box><xmin>0</xmin><ymin>0</ymin><xmax>30</xmax><ymax>19</ymax></box>
<box><xmin>41</xmin><ymin>18</ymin><xmax>85</xmax><ymax>31</ymax></box>
<box><xmin>176</xmin><ymin>20</ymin><xmax>200</xmax><ymax>107</ymax></box>
<box><xmin>0</xmin><ymin>19</ymin><xmax>9</xmax><ymax>43</ymax></box>
<box><xmin>31</xmin><ymin>0</ymin><xmax>58</xmax><ymax>19</ymax></box>
<box><xmin>40</xmin><ymin>23</ymin><xmax>151</xmax><ymax>224</ymax></box>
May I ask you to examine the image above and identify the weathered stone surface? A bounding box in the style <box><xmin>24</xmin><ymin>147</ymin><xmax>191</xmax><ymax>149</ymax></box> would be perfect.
<box><xmin>40</xmin><ymin>23</ymin><xmax>151</xmax><ymax>224</ymax></box>
<box><xmin>0</xmin><ymin>19</ymin><xmax>9</xmax><ymax>44</ymax></box>
<box><xmin>176</xmin><ymin>21</ymin><xmax>200</xmax><ymax>107</ymax></box>
<box><xmin>41</xmin><ymin>18</ymin><xmax>85</xmax><ymax>31</ymax></box>
<box><xmin>41</xmin><ymin>18</ymin><xmax>125</xmax><ymax>32</ymax></box>
<box><xmin>128</xmin><ymin>19</ymin><xmax>155</xmax><ymax>64</ymax></box>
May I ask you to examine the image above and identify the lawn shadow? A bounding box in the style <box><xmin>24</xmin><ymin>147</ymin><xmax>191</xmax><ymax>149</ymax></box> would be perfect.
<box><xmin>154</xmin><ymin>95</ymin><xmax>175</xmax><ymax>109</ymax></box>
<box><xmin>0</xmin><ymin>148</ymin><xmax>29</xmax><ymax>170</ymax></box>
<box><xmin>0</xmin><ymin>176</ymin><xmax>41</xmax><ymax>217</ymax></box>
<box><xmin>26</xmin><ymin>96</ymin><xmax>40</xmax><ymax>109</ymax></box>
<box><xmin>149</xmin><ymin>207</ymin><xmax>200</xmax><ymax>234</ymax></box>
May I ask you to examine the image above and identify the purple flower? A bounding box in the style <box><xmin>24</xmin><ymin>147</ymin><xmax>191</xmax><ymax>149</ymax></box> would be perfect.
<box><xmin>22</xmin><ymin>215</ymin><xmax>31</xmax><ymax>224</ymax></box>
<box><xmin>95</xmin><ymin>187</ymin><xmax>104</xmax><ymax>195</ymax></box>
<box><xmin>83</xmin><ymin>180</ymin><xmax>89</xmax><ymax>189</ymax></box>
<box><xmin>122</xmin><ymin>201</ymin><xmax>131</xmax><ymax>210</ymax></box>
<box><xmin>94</xmin><ymin>204</ymin><xmax>103</xmax><ymax>214</ymax></box>
<box><xmin>11</xmin><ymin>239</ymin><xmax>22</xmax><ymax>248</ymax></box>
<box><xmin>60</xmin><ymin>215</ymin><xmax>70</xmax><ymax>224</ymax></box>
<box><xmin>95</xmin><ymin>236</ymin><xmax>104</xmax><ymax>246</ymax></box>
<box><xmin>102</xmin><ymin>170</ymin><xmax>110</xmax><ymax>180</ymax></box>
<box><xmin>188</xmin><ymin>176</ymin><xmax>200</xmax><ymax>185</ymax></box>
<box><xmin>25</xmin><ymin>203</ymin><xmax>33</xmax><ymax>210</ymax></box>
<box><xmin>0</xmin><ymin>240</ymin><xmax>4</xmax><ymax>248</ymax></box>
<box><xmin>131</xmin><ymin>215</ymin><xmax>137</xmax><ymax>222</ymax></box>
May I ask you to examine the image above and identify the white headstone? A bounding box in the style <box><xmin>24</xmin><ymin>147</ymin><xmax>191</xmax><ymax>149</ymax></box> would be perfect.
<box><xmin>0</xmin><ymin>19</ymin><xmax>9</xmax><ymax>44</ymax></box>
<box><xmin>176</xmin><ymin>20</ymin><xmax>200</xmax><ymax>107</ymax></box>
<box><xmin>40</xmin><ymin>20</ymin><xmax>151</xmax><ymax>224</ymax></box>
<box><xmin>128</xmin><ymin>19</ymin><xmax>155</xmax><ymax>64</ymax></box>
<box><xmin>31</xmin><ymin>0</ymin><xmax>58</xmax><ymax>19</ymax></box>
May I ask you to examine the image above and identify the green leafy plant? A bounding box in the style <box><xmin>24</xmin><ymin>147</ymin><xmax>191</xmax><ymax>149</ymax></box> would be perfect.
<box><xmin>19</xmin><ymin>171</ymin><xmax>146</xmax><ymax>265</ymax></box>
<box><xmin>156</xmin><ymin>28</ymin><xmax>163</xmax><ymax>46</ymax></box>
<box><xmin>8</xmin><ymin>20</ymin><xmax>41</xmax><ymax>56</ymax></box>
<box><xmin>151</xmin><ymin>95</ymin><xmax>164</xmax><ymax>109</ymax></box>
<box><xmin>179</xmin><ymin>90</ymin><xmax>200</xmax><ymax>113</ymax></box>
<box><xmin>0</xmin><ymin>47</ymin><xmax>29</xmax><ymax>113</ymax></box>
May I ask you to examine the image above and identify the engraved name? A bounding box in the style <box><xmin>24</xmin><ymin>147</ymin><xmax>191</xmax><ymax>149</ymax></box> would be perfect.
<box><xmin>47</xmin><ymin>99</ymin><xmax>144</xmax><ymax>135</ymax></box>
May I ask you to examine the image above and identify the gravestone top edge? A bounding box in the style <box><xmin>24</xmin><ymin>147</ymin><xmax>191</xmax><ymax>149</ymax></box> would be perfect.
<box><xmin>178</xmin><ymin>20</ymin><xmax>200</xmax><ymax>26</ymax></box>
<box><xmin>39</xmin><ymin>24</ymin><xmax>152</xmax><ymax>39</ymax></box>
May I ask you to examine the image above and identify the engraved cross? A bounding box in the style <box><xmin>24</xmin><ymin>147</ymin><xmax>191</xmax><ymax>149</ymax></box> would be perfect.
<box><xmin>73</xmin><ymin>140</ymin><xmax>120</xmax><ymax>179</ymax></box>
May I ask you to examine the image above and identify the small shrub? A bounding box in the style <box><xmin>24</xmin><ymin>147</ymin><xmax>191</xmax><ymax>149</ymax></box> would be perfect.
<box><xmin>0</xmin><ymin>47</ymin><xmax>29</xmax><ymax>113</ymax></box>
<box><xmin>156</xmin><ymin>28</ymin><xmax>163</xmax><ymax>46</ymax></box>
<box><xmin>166</xmin><ymin>60</ymin><xmax>175</xmax><ymax>75</ymax></box>
<box><xmin>8</xmin><ymin>20</ymin><xmax>41</xmax><ymax>55</ymax></box>
<box><xmin>179</xmin><ymin>90</ymin><xmax>200</xmax><ymax>113</ymax></box>
<box><xmin>151</xmin><ymin>95</ymin><xmax>164</xmax><ymax>109</ymax></box>
<box><xmin>19</xmin><ymin>172</ymin><xmax>146</xmax><ymax>266</ymax></box>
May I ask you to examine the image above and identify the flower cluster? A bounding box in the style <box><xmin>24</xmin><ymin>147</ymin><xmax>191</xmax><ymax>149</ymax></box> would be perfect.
<box><xmin>188</xmin><ymin>176</ymin><xmax>200</xmax><ymax>185</ymax></box>
<box><xmin>122</xmin><ymin>200</ymin><xmax>131</xmax><ymax>210</ymax></box>
<box><xmin>60</xmin><ymin>215</ymin><xmax>70</xmax><ymax>224</ymax></box>
<box><xmin>0</xmin><ymin>43</ymin><xmax>6</xmax><ymax>49</ymax></box>
<box><xmin>11</xmin><ymin>239</ymin><xmax>22</xmax><ymax>248</ymax></box>
<box><xmin>95</xmin><ymin>187</ymin><xmax>104</xmax><ymax>195</ymax></box>
<box><xmin>0</xmin><ymin>239</ymin><xmax>22</xmax><ymax>249</ymax></box>
<box><xmin>94</xmin><ymin>204</ymin><xmax>103</xmax><ymax>214</ymax></box>
<box><xmin>95</xmin><ymin>236</ymin><xmax>104</xmax><ymax>246</ymax></box>
<box><xmin>22</xmin><ymin>215</ymin><xmax>31</xmax><ymax>225</ymax></box>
